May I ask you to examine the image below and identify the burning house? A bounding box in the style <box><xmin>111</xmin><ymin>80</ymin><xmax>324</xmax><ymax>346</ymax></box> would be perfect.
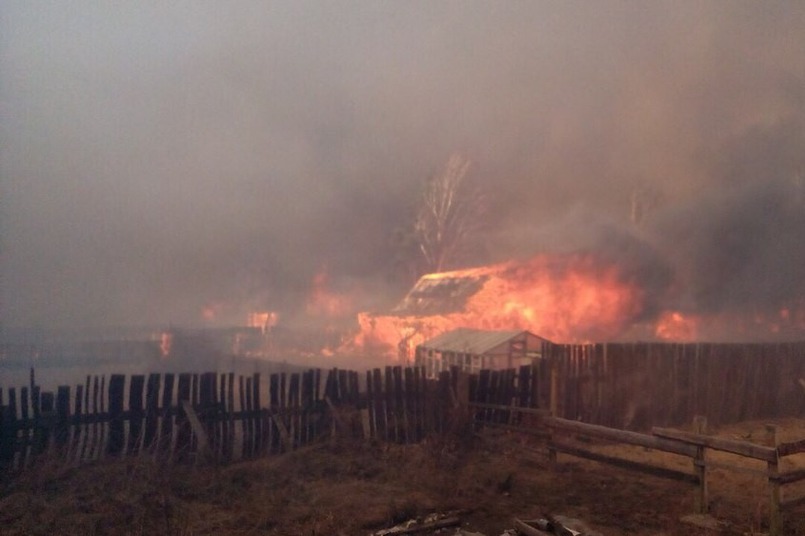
<box><xmin>415</xmin><ymin>327</ymin><xmax>552</xmax><ymax>378</ymax></box>
<box><xmin>353</xmin><ymin>252</ymin><xmax>647</xmax><ymax>361</ymax></box>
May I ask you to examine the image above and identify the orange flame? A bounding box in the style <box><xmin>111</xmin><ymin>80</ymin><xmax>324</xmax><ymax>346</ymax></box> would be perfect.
<box><xmin>351</xmin><ymin>253</ymin><xmax>647</xmax><ymax>359</ymax></box>
<box><xmin>307</xmin><ymin>267</ymin><xmax>352</xmax><ymax>317</ymax></box>
<box><xmin>654</xmin><ymin>311</ymin><xmax>698</xmax><ymax>341</ymax></box>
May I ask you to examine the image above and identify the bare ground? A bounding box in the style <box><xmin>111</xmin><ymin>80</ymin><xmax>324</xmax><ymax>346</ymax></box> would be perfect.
<box><xmin>2</xmin><ymin>419</ymin><xmax>805</xmax><ymax>536</ymax></box>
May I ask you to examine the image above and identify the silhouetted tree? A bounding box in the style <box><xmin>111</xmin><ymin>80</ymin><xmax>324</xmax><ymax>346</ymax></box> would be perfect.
<box><xmin>414</xmin><ymin>153</ymin><xmax>485</xmax><ymax>273</ymax></box>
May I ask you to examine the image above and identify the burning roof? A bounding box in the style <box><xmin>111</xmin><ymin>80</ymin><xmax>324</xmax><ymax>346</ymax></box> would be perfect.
<box><xmin>351</xmin><ymin>252</ymin><xmax>647</xmax><ymax>360</ymax></box>
<box><xmin>392</xmin><ymin>272</ymin><xmax>489</xmax><ymax>316</ymax></box>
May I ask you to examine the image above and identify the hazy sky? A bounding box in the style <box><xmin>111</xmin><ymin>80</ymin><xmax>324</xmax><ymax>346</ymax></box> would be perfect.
<box><xmin>2</xmin><ymin>2</ymin><xmax>804</xmax><ymax>331</ymax></box>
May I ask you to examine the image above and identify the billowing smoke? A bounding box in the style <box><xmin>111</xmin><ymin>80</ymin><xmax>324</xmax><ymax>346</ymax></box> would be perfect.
<box><xmin>1</xmin><ymin>3</ymin><xmax>804</xmax><ymax>339</ymax></box>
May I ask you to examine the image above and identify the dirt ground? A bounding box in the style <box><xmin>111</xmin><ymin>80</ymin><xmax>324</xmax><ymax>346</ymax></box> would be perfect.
<box><xmin>1</xmin><ymin>419</ymin><xmax>805</xmax><ymax>536</ymax></box>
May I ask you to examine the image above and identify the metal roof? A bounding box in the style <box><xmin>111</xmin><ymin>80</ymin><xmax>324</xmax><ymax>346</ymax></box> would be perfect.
<box><xmin>418</xmin><ymin>327</ymin><xmax>545</xmax><ymax>355</ymax></box>
<box><xmin>392</xmin><ymin>274</ymin><xmax>488</xmax><ymax>316</ymax></box>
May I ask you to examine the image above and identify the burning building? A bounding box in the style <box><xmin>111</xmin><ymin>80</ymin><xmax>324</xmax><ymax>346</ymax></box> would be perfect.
<box><xmin>353</xmin><ymin>252</ymin><xmax>648</xmax><ymax>361</ymax></box>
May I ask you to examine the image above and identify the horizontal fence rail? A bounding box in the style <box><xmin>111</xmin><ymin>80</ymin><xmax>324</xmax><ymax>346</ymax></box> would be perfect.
<box><xmin>469</xmin><ymin>402</ymin><xmax>805</xmax><ymax>536</ymax></box>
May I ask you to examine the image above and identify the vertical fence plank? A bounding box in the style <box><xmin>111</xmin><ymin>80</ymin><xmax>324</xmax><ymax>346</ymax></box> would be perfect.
<box><xmin>71</xmin><ymin>384</ymin><xmax>84</xmax><ymax>464</ymax></box>
<box><xmin>55</xmin><ymin>386</ymin><xmax>71</xmax><ymax>454</ymax></box>
<box><xmin>107</xmin><ymin>376</ymin><xmax>125</xmax><ymax>456</ymax></box>
<box><xmin>365</xmin><ymin>370</ymin><xmax>376</xmax><ymax>440</ymax></box>
<box><xmin>288</xmin><ymin>374</ymin><xmax>300</xmax><ymax>448</ymax></box>
<box><xmin>252</xmin><ymin>373</ymin><xmax>262</xmax><ymax>455</ymax></box>
<box><xmin>199</xmin><ymin>372</ymin><xmax>213</xmax><ymax>455</ymax></box>
<box><xmin>218</xmin><ymin>374</ymin><xmax>227</xmax><ymax>459</ymax></box>
<box><xmin>34</xmin><ymin>391</ymin><xmax>54</xmax><ymax>456</ymax></box>
<box><xmin>19</xmin><ymin>387</ymin><xmax>30</xmax><ymax>469</ymax></box>
<box><xmin>226</xmin><ymin>373</ymin><xmax>235</xmax><ymax>460</ymax></box>
<box><xmin>144</xmin><ymin>374</ymin><xmax>160</xmax><ymax>451</ymax></box>
<box><xmin>392</xmin><ymin>367</ymin><xmax>404</xmax><ymax>443</ymax></box>
<box><xmin>302</xmin><ymin>370</ymin><xmax>313</xmax><ymax>446</ymax></box>
<box><xmin>403</xmin><ymin>368</ymin><xmax>414</xmax><ymax>444</ymax></box>
<box><xmin>160</xmin><ymin>374</ymin><xmax>175</xmax><ymax>455</ymax></box>
<box><xmin>371</xmin><ymin>369</ymin><xmax>385</xmax><ymax>441</ymax></box>
<box><xmin>88</xmin><ymin>377</ymin><xmax>100</xmax><ymax>460</ymax></box>
<box><xmin>128</xmin><ymin>375</ymin><xmax>145</xmax><ymax>455</ymax></box>
<box><xmin>176</xmin><ymin>374</ymin><xmax>192</xmax><ymax>460</ymax></box>
<box><xmin>0</xmin><ymin>389</ymin><xmax>15</xmax><ymax>471</ymax></box>
<box><xmin>269</xmin><ymin>374</ymin><xmax>280</xmax><ymax>454</ymax></box>
<box><xmin>766</xmin><ymin>424</ymin><xmax>781</xmax><ymax>536</ymax></box>
<box><xmin>244</xmin><ymin>376</ymin><xmax>253</xmax><ymax>458</ymax></box>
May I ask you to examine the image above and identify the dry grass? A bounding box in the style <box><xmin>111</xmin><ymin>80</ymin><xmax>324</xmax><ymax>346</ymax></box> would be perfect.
<box><xmin>1</xmin><ymin>421</ymin><xmax>805</xmax><ymax>535</ymax></box>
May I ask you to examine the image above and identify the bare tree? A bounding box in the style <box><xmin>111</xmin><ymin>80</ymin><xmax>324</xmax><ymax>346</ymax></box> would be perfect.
<box><xmin>630</xmin><ymin>183</ymin><xmax>664</xmax><ymax>226</ymax></box>
<box><xmin>414</xmin><ymin>153</ymin><xmax>484</xmax><ymax>273</ymax></box>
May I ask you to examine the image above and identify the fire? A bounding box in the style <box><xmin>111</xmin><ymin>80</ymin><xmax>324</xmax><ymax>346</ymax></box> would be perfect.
<box><xmin>248</xmin><ymin>311</ymin><xmax>278</xmax><ymax>334</ymax></box>
<box><xmin>653</xmin><ymin>305</ymin><xmax>805</xmax><ymax>342</ymax></box>
<box><xmin>352</xmin><ymin>253</ymin><xmax>647</xmax><ymax>359</ymax></box>
<box><xmin>655</xmin><ymin>311</ymin><xmax>698</xmax><ymax>341</ymax></box>
<box><xmin>307</xmin><ymin>267</ymin><xmax>352</xmax><ymax>317</ymax></box>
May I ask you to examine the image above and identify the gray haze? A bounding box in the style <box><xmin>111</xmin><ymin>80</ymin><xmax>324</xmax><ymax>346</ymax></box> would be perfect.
<box><xmin>2</xmin><ymin>2</ymin><xmax>804</xmax><ymax>333</ymax></box>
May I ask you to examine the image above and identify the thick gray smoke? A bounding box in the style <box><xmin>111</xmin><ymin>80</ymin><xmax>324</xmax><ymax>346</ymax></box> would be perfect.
<box><xmin>2</xmin><ymin>2</ymin><xmax>804</xmax><ymax>337</ymax></box>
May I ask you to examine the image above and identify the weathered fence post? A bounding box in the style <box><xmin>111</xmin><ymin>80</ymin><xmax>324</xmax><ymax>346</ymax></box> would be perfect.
<box><xmin>693</xmin><ymin>415</ymin><xmax>709</xmax><ymax>514</ymax></box>
<box><xmin>766</xmin><ymin>424</ymin><xmax>781</xmax><ymax>536</ymax></box>
<box><xmin>107</xmin><ymin>375</ymin><xmax>126</xmax><ymax>456</ymax></box>
<box><xmin>549</xmin><ymin>357</ymin><xmax>559</xmax><ymax>417</ymax></box>
<box><xmin>55</xmin><ymin>386</ymin><xmax>71</xmax><ymax>454</ymax></box>
<box><xmin>127</xmin><ymin>375</ymin><xmax>145</xmax><ymax>455</ymax></box>
<box><xmin>0</xmin><ymin>390</ymin><xmax>15</xmax><ymax>470</ymax></box>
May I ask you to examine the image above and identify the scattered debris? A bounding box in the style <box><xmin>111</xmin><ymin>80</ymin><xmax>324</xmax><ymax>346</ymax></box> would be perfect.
<box><xmin>679</xmin><ymin>513</ymin><xmax>728</xmax><ymax>532</ymax></box>
<box><xmin>512</xmin><ymin>514</ymin><xmax>603</xmax><ymax>536</ymax></box>
<box><xmin>371</xmin><ymin>511</ymin><xmax>462</xmax><ymax>535</ymax></box>
<box><xmin>372</xmin><ymin>512</ymin><xmax>603</xmax><ymax>536</ymax></box>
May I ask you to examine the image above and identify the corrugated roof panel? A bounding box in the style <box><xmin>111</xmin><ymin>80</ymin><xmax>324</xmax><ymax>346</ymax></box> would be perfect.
<box><xmin>419</xmin><ymin>327</ymin><xmax>534</xmax><ymax>355</ymax></box>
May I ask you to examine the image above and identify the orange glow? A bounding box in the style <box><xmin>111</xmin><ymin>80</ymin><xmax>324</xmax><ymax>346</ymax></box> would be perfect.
<box><xmin>248</xmin><ymin>311</ymin><xmax>278</xmax><ymax>334</ymax></box>
<box><xmin>351</xmin><ymin>253</ymin><xmax>647</xmax><ymax>359</ymax></box>
<box><xmin>307</xmin><ymin>267</ymin><xmax>352</xmax><ymax>317</ymax></box>
<box><xmin>201</xmin><ymin>303</ymin><xmax>222</xmax><ymax>322</ymax></box>
<box><xmin>654</xmin><ymin>311</ymin><xmax>698</xmax><ymax>341</ymax></box>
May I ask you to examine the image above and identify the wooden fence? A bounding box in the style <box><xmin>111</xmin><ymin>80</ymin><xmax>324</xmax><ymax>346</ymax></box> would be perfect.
<box><xmin>469</xmin><ymin>403</ymin><xmax>805</xmax><ymax>536</ymax></box>
<box><xmin>538</xmin><ymin>342</ymin><xmax>805</xmax><ymax>429</ymax></box>
<box><xmin>3</xmin><ymin>361</ymin><xmax>805</xmax><ymax>533</ymax></box>
<box><xmin>0</xmin><ymin>365</ymin><xmax>473</xmax><ymax>473</ymax></box>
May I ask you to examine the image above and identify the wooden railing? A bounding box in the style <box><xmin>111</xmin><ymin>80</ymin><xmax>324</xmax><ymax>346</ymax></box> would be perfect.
<box><xmin>470</xmin><ymin>403</ymin><xmax>805</xmax><ymax>536</ymax></box>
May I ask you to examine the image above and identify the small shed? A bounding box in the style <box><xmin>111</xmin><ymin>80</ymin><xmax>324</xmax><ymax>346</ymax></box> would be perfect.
<box><xmin>415</xmin><ymin>327</ymin><xmax>552</xmax><ymax>378</ymax></box>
